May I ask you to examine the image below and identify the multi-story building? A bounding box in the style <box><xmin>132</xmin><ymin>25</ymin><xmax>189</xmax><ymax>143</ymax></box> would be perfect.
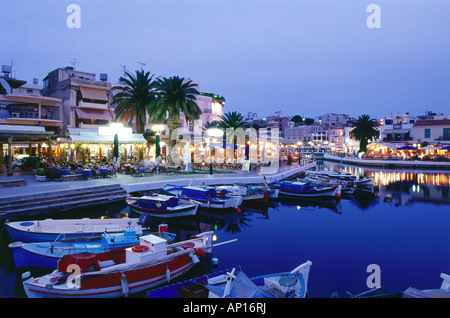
<box><xmin>411</xmin><ymin>119</ymin><xmax>450</xmax><ymax>144</ymax></box>
<box><xmin>0</xmin><ymin>65</ymin><xmax>63</xmax><ymax>134</ymax></box>
<box><xmin>41</xmin><ymin>66</ymin><xmax>113</xmax><ymax>133</ymax></box>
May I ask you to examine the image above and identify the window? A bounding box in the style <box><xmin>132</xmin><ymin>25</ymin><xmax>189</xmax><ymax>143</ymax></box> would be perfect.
<box><xmin>424</xmin><ymin>129</ymin><xmax>431</xmax><ymax>138</ymax></box>
<box><xmin>443</xmin><ymin>128</ymin><xmax>450</xmax><ymax>141</ymax></box>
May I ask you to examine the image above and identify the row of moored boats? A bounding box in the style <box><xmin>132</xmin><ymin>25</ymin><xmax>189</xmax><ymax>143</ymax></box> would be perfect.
<box><xmin>8</xmin><ymin>169</ymin><xmax>445</xmax><ymax>299</ymax></box>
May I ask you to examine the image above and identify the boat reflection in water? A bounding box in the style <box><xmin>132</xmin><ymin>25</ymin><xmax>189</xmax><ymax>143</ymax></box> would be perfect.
<box><xmin>275</xmin><ymin>196</ymin><xmax>342</xmax><ymax>214</ymax></box>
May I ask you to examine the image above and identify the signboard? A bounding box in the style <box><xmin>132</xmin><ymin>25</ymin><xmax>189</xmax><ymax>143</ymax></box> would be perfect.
<box><xmin>242</xmin><ymin>160</ymin><xmax>250</xmax><ymax>172</ymax></box>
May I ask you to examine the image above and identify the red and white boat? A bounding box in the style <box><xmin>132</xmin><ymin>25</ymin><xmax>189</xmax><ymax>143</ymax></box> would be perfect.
<box><xmin>22</xmin><ymin>231</ymin><xmax>214</xmax><ymax>298</ymax></box>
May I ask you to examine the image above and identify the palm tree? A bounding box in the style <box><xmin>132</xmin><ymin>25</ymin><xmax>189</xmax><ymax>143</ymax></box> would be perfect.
<box><xmin>218</xmin><ymin>111</ymin><xmax>250</xmax><ymax>160</ymax></box>
<box><xmin>112</xmin><ymin>70</ymin><xmax>157</xmax><ymax>133</ymax></box>
<box><xmin>148</xmin><ymin>76</ymin><xmax>201</xmax><ymax>164</ymax></box>
<box><xmin>350</xmin><ymin>114</ymin><xmax>380</xmax><ymax>153</ymax></box>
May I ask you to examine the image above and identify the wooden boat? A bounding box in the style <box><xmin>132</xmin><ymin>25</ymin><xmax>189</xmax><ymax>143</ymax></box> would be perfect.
<box><xmin>215</xmin><ymin>185</ymin><xmax>270</xmax><ymax>203</ymax></box>
<box><xmin>9</xmin><ymin>224</ymin><xmax>175</xmax><ymax>270</ymax></box>
<box><xmin>302</xmin><ymin>176</ymin><xmax>354</xmax><ymax>196</ymax></box>
<box><xmin>147</xmin><ymin>260</ymin><xmax>312</xmax><ymax>298</ymax></box>
<box><xmin>5</xmin><ymin>218</ymin><xmax>147</xmax><ymax>243</ymax></box>
<box><xmin>265</xmin><ymin>178</ymin><xmax>341</xmax><ymax>198</ymax></box>
<box><xmin>126</xmin><ymin>194</ymin><xmax>199</xmax><ymax>218</ymax></box>
<box><xmin>306</xmin><ymin>170</ymin><xmax>372</xmax><ymax>186</ymax></box>
<box><xmin>163</xmin><ymin>185</ymin><xmax>243</xmax><ymax>210</ymax></box>
<box><xmin>22</xmin><ymin>231</ymin><xmax>215</xmax><ymax>298</ymax></box>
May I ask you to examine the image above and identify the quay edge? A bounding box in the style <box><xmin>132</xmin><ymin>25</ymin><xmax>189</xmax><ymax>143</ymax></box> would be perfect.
<box><xmin>323</xmin><ymin>154</ymin><xmax>450</xmax><ymax>171</ymax></box>
<box><xmin>121</xmin><ymin>162</ymin><xmax>316</xmax><ymax>193</ymax></box>
<box><xmin>0</xmin><ymin>162</ymin><xmax>316</xmax><ymax>221</ymax></box>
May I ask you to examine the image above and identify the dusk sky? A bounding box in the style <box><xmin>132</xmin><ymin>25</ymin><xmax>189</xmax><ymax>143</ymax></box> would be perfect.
<box><xmin>2</xmin><ymin>0</ymin><xmax>449</xmax><ymax>119</ymax></box>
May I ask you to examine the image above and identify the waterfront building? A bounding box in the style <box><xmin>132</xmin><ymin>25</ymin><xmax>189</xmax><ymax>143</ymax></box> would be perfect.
<box><xmin>41</xmin><ymin>66</ymin><xmax>148</xmax><ymax>163</ymax></box>
<box><xmin>41</xmin><ymin>66</ymin><xmax>113</xmax><ymax>133</ymax></box>
<box><xmin>0</xmin><ymin>64</ymin><xmax>62</xmax><ymax>172</ymax></box>
<box><xmin>411</xmin><ymin>119</ymin><xmax>450</xmax><ymax>145</ymax></box>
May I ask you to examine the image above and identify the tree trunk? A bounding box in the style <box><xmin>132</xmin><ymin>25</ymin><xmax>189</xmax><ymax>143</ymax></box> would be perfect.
<box><xmin>136</xmin><ymin>111</ymin><xmax>144</xmax><ymax>134</ymax></box>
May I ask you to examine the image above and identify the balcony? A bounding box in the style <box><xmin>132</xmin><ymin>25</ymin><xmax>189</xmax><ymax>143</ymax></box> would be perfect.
<box><xmin>78</xmin><ymin>100</ymin><xmax>109</xmax><ymax>110</ymax></box>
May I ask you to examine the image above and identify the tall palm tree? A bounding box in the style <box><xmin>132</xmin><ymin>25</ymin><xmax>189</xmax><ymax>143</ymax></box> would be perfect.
<box><xmin>148</xmin><ymin>76</ymin><xmax>201</xmax><ymax>164</ymax></box>
<box><xmin>112</xmin><ymin>70</ymin><xmax>157</xmax><ymax>133</ymax></box>
<box><xmin>350</xmin><ymin>114</ymin><xmax>380</xmax><ymax>153</ymax></box>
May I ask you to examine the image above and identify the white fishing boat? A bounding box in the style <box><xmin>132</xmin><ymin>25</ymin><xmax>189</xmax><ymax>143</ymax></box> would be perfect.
<box><xmin>147</xmin><ymin>260</ymin><xmax>313</xmax><ymax>298</ymax></box>
<box><xmin>21</xmin><ymin>231</ymin><xmax>222</xmax><ymax>298</ymax></box>
<box><xmin>215</xmin><ymin>185</ymin><xmax>270</xmax><ymax>203</ymax></box>
<box><xmin>6</xmin><ymin>218</ymin><xmax>147</xmax><ymax>243</ymax></box>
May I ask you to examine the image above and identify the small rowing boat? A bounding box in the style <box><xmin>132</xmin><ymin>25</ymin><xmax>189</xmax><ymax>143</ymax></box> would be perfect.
<box><xmin>147</xmin><ymin>260</ymin><xmax>312</xmax><ymax>298</ymax></box>
<box><xmin>265</xmin><ymin>178</ymin><xmax>341</xmax><ymax>198</ymax></box>
<box><xmin>5</xmin><ymin>218</ymin><xmax>147</xmax><ymax>243</ymax></box>
<box><xmin>126</xmin><ymin>194</ymin><xmax>199</xmax><ymax>218</ymax></box>
<box><xmin>9</xmin><ymin>224</ymin><xmax>175</xmax><ymax>270</ymax></box>
<box><xmin>215</xmin><ymin>185</ymin><xmax>270</xmax><ymax>203</ymax></box>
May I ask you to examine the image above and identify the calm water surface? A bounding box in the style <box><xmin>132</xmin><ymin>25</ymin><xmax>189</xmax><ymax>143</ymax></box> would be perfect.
<box><xmin>1</xmin><ymin>161</ymin><xmax>449</xmax><ymax>298</ymax></box>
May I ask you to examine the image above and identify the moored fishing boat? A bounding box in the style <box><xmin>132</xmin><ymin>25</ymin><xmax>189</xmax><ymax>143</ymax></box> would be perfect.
<box><xmin>163</xmin><ymin>185</ymin><xmax>243</xmax><ymax>210</ymax></box>
<box><xmin>5</xmin><ymin>218</ymin><xmax>147</xmax><ymax>243</ymax></box>
<box><xmin>126</xmin><ymin>194</ymin><xmax>199</xmax><ymax>218</ymax></box>
<box><xmin>147</xmin><ymin>260</ymin><xmax>312</xmax><ymax>298</ymax></box>
<box><xmin>306</xmin><ymin>170</ymin><xmax>372</xmax><ymax>186</ymax></box>
<box><xmin>22</xmin><ymin>231</ymin><xmax>216</xmax><ymax>298</ymax></box>
<box><xmin>215</xmin><ymin>184</ymin><xmax>269</xmax><ymax>203</ymax></box>
<box><xmin>8</xmin><ymin>224</ymin><xmax>175</xmax><ymax>270</ymax></box>
<box><xmin>265</xmin><ymin>178</ymin><xmax>341</xmax><ymax>198</ymax></box>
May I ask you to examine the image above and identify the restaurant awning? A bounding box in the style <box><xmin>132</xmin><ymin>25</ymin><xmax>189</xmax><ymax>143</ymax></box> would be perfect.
<box><xmin>67</xmin><ymin>128</ymin><xmax>147</xmax><ymax>144</ymax></box>
<box><xmin>75</xmin><ymin>108</ymin><xmax>113</xmax><ymax>121</ymax></box>
<box><xmin>79</xmin><ymin>86</ymin><xmax>109</xmax><ymax>101</ymax></box>
<box><xmin>0</xmin><ymin>124</ymin><xmax>55</xmax><ymax>143</ymax></box>
<box><xmin>382</xmin><ymin>129</ymin><xmax>411</xmax><ymax>134</ymax></box>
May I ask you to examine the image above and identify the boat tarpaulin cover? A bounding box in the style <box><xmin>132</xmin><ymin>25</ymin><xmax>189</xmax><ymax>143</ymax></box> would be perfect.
<box><xmin>206</xmin><ymin>271</ymin><xmax>275</xmax><ymax>298</ymax></box>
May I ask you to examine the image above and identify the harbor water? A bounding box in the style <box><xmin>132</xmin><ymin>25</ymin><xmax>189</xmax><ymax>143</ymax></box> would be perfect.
<box><xmin>1</xmin><ymin>161</ymin><xmax>449</xmax><ymax>298</ymax></box>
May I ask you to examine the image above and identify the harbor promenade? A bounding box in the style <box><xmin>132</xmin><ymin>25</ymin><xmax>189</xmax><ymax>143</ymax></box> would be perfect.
<box><xmin>0</xmin><ymin>161</ymin><xmax>316</xmax><ymax>200</ymax></box>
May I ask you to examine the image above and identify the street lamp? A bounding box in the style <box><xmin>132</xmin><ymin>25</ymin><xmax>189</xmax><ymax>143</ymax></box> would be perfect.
<box><xmin>206</xmin><ymin>127</ymin><xmax>223</xmax><ymax>176</ymax></box>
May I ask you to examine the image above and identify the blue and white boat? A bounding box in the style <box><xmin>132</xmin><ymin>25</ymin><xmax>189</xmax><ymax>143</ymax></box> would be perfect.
<box><xmin>163</xmin><ymin>185</ymin><xmax>243</xmax><ymax>210</ymax></box>
<box><xmin>5</xmin><ymin>218</ymin><xmax>147</xmax><ymax>243</ymax></box>
<box><xmin>265</xmin><ymin>179</ymin><xmax>341</xmax><ymax>198</ymax></box>
<box><xmin>147</xmin><ymin>260</ymin><xmax>312</xmax><ymax>298</ymax></box>
<box><xmin>9</xmin><ymin>225</ymin><xmax>175</xmax><ymax>269</ymax></box>
<box><xmin>126</xmin><ymin>194</ymin><xmax>199</xmax><ymax>218</ymax></box>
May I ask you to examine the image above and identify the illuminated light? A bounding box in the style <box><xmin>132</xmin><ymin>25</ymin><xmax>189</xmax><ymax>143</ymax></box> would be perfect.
<box><xmin>297</xmin><ymin>206</ymin><xmax>301</xmax><ymax>210</ymax></box>
<box><xmin>212</xmin><ymin>234</ymin><xmax>217</xmax><ymax>242</ymax></box>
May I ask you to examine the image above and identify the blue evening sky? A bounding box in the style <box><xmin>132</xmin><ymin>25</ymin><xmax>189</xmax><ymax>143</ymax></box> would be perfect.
<box><xmin>1</xmin><ymin>0</ymin><xmax>449</xmax><ymax>119</ymax></box>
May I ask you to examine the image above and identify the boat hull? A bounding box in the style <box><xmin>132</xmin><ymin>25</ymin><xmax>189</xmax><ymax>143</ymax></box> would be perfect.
<box><xmin>164</xmin><ymin>185</ymin><xmax>243</xmax><ymax>210</ymax></box>
<box><xmin>126</xmin><ymin>198</ymin><xmax>199</xmax><ymax>218</ymax></box>
<box><xmin>23</xmin><ymin>255</ymin><xmax>195</xmax><ymax>298</ymax></box>
<box><xmin>265</xmin><ymin>181</ymin><xmax>340</xmax><ymax>198</ymax></box>
<box><xmin>6</xmin><ymin>218</ymin><xmax>144</xmax><ymax>243</ymax></box>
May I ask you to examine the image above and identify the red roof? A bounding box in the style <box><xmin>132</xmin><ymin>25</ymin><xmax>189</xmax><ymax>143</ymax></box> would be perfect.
<box><xmin>413</xmin><ymin>119</ymin><xmax>450</xmax><ymax>127</ymax></box>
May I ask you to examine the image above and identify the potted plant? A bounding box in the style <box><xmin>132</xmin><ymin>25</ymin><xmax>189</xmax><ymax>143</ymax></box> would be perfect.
<box><xmin>35</xmin><ymin>168</ymin><xmax>46</xmax><ymax>181</ymax></box>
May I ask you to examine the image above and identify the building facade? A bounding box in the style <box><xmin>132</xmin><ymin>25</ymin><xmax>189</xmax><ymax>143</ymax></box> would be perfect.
<box><xmin>41</xmin><ymin>66</ymin><xmax>113</xmax><ymax>133</ymax></box>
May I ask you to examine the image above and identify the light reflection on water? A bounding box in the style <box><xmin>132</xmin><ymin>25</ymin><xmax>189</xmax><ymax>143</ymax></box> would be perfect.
<box><xmin>317</xmin><ymin>161</ymin><xmax>450</xmax><ymax>205</ymax></box>
<box><xmin>1</xmin><ymin>161</ymin><xmax>449</xmax><ymax>298</ymax></box>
